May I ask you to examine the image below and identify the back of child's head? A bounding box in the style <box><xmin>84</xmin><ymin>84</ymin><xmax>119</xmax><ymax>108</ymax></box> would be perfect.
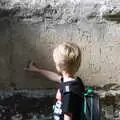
<box><xmin>53</xmin><ymin>42</ymin><xmax>81</xmax><ymax>74</ymax></box>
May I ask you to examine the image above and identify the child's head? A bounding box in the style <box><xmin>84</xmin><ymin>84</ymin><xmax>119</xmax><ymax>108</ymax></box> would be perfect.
<box><xmin>53</xmin><ymin>42</ymin><xmax>81</xmax><ymax>75</ymax></box>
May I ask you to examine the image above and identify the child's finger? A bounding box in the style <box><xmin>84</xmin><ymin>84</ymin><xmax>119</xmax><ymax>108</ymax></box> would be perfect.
<box><xmin>24</xmin><ymin>68</ymin><xmax>30</xmax><ymax>71</ymax></box>
<box><xmin>26</xmin><ymin>60</ymin><xmax>32</xmax><ymax>68</ymax></box>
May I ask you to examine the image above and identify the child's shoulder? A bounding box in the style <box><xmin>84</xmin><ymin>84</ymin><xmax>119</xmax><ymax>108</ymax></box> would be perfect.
<box><xmin>60</xmin><ymin>77</ymin><xmax>85</xmax><ymax>94</ymax></box>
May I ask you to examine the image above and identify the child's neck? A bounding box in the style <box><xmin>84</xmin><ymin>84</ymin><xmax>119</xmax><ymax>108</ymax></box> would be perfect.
<box><xmin>62</xmin><ymin>71</ymin><xmax>76</xmax><ymax>82</ymax></box>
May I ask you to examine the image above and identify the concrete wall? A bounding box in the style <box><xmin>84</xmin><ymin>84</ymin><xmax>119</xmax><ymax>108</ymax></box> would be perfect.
<box><xmin>0</xmin><ymin>0</ymin><xmax>120</xmax><ymax>119</ymax></box>
<box><xmin>0</xmin><ymin>0</ymin><xmax>120</xmax><ymax>90</ymax></box>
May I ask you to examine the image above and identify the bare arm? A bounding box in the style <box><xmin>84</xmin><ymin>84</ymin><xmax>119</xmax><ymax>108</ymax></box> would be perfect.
<box><xmin>24</xmin><ymin>61</ymin><xmax>61</xmax><ymax>83</ymax></box>
<box><xmin>64</xmin><ymin>114</ymin><xmax>72</xmax><ymax>120</ymax></box>
<box><xmin>34</xmin><ymin>69</ymin><xmax>61</xmax><ymax>82</ymax></box>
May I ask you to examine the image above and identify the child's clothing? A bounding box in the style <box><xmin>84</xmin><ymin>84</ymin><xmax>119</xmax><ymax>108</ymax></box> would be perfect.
<box><xmin>53</xmin><ymin>77</ymin><xmax>85</xmax><ymax>120</ymax></box>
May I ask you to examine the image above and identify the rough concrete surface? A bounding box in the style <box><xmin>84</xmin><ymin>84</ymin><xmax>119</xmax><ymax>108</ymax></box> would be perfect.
<box><xmin>0</xmin><ymin>0</ymin><xmax>120</xmax><ymax>119</ymax></box>
<box><xmin>0</xmin><ymin>0</ymin><xmax>120</xmax><ymax>89</ymax></box>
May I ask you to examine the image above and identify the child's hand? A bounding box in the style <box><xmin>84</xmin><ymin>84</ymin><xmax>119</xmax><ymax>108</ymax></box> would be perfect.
<box><xmin>24</xmin><ymin>60</ymin><xmax>61</xmax><ymax>82</ymax></box>
<box><xmin>24</xmin><ymin>60</ymin><xmax>39</xmax><ymax>72</ymax></box>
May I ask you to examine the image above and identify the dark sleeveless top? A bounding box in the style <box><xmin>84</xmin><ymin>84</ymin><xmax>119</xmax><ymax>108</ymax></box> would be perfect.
<box><xmin>53</xmin><ymin>77</ymin><xmax>85</xmax><ymax>120</ymax></box>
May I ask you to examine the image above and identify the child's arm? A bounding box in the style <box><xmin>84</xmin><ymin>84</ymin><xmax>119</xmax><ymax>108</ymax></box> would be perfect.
<box><xmin>64</xmin><ymin>114</ymin><xmax>72</xmax><ymax>120</ymax></box>
<box><xmin>24</xmin><ymin>61</ymin><xmax>61</xmax><ymax>83</ymax></box>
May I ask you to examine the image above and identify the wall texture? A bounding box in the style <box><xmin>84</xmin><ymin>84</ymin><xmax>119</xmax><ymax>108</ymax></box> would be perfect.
<box><xmin>0</xmin><ymin>0</ymin><xmax>120</xmax><ymax>89</ymax></box>
<box><xmin>0</xmin><ymin>0</ymin><xmax>120</xmax><ymax>119</ymax></box>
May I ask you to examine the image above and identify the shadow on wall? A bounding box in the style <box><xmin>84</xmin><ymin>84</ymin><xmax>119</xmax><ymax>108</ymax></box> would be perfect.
<box><xmin>0</xmin><ymin>19</ymin><xmax>58</xmax><ymax>90</ymax></box>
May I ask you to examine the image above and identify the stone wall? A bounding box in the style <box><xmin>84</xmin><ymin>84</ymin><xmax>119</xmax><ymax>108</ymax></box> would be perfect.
<box><xmin>0</xmin><ymin>0</ymin><xmax>120</xmax><ymax>119</ymax></box>
<box><xmin>0</xmin><ymin>0</ymin><xmax>120</xmax><ymax>89</ymax></box>
<box><xmin>0</xmin><ymin>0</ymin><xmax>120</xmax><ymax>88</ymax></box>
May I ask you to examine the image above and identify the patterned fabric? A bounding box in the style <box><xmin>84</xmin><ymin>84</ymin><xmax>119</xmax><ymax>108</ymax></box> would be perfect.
<box><xmin>53</xmin><ymin>89</ymin><xmax>63</xmax><ymax>120</ymax></box>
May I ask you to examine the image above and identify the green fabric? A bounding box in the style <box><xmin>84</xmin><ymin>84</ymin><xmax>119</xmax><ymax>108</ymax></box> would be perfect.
<box><xmin>83</xmin><ymin>88</ymin><xmax>94</xmax><ymax>120</ymax></box>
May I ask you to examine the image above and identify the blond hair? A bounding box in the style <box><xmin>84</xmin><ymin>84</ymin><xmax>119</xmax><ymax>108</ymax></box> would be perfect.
<box><xmin>53</xmin><ymin>42</ymin><xmax>81</xmax><ymax>74</ymax></box>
